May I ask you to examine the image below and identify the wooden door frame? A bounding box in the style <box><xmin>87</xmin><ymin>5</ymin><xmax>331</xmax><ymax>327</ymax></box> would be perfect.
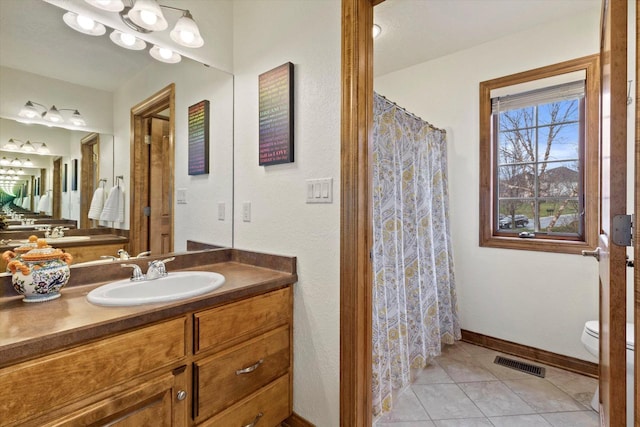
<box><xmin>129</xmin><ymin>84</ymin><xmax>175</xmax><ymax>256</ymax></box>
<box><xmin>341</xmin><ymin>0</ymin><xmax>375</xmax><ymax>425</ymax></box>
<box><xmin>340</xmin><ymin>1</ymin><xmax>636</xmax><ymax>426</ymax></box>
<box><xmin>80</xmin><ymin>132</ymin><xmax>100</xmax><ymax>229</ymax></box>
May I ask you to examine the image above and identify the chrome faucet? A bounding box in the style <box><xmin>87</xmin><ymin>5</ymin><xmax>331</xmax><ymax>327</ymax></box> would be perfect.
<box><xmin>121</xmin><ymin>263</ymin><xmax>145</xmax><ymax>281</ymax></box>
<box><xmin>145</xmin><ymin>257</ymin><xmax>175</xmax><ymax>280</ymax></box>
<box><xmin>121</xmin><ymin>257</ymin><xmax>175</xmax><ymax>281</ymax></box>
<box><xmin>51</xmin><ymin>226</ymin><xmax>67</xmax><ymax>238</ymax></box>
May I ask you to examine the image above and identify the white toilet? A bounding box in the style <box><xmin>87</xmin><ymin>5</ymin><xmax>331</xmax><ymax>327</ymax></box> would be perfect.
<box><xmin>581</xmin><ymin>320</ymin><xmax>634</xmax><ymax>426</ymax></box>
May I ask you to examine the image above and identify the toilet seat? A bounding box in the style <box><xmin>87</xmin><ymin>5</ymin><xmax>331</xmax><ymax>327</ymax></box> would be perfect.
<box><xmin>583</xmin><ymin>320</ymin><xmax>634</xmax><ymax>351</ymax></box>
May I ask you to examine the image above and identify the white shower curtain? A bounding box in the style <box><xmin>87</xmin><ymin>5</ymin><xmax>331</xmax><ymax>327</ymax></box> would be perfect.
<box><xmin>372</xmin><ymin>93</ymin><xmax>460</xmax><ymax>417</ymax></box>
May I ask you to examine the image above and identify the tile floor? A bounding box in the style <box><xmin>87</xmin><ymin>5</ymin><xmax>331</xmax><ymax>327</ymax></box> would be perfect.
<box><xmin>375</xmin><ymin>341</ymin><xmax>600</xmax><ymax>427</ymax></box>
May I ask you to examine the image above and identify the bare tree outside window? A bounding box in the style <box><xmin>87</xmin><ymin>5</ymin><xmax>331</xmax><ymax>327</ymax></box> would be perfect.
<box><xmin>496</xmin><ymin>98</ymin><xmax>582</xmax><ymax>236</ymax></box>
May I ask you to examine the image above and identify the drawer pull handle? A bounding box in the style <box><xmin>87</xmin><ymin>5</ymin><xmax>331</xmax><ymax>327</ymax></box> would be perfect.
<box><xmin>236</xmin><ymin>359</ymin><xmax>264</xmax><ymax>375</ymax></box>
<box><xmin>242</xmin><ymin>412</ymin><xmax>263</xmax><ymax>427</ymax></box>
<box><xmin>176</xmin><ymin>390</ymin><xmax>187</xmax><ymax>401</ymax></box>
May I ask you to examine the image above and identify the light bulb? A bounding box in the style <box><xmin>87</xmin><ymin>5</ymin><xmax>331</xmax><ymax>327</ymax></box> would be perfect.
<box><xmin>120</xmin><ymin>33</ymin><xmax>136</xmax><ymax>46</ymax></box>
<box><xmin>76</xmin><ymin>15</ymin><xmax>96</xmax><ymax>31</ymax></box>
<box><xmin>140</xmin><ymin>10</ymin><xmax>158</xmax><ymax>26</ymax></box>
<box><xmin>180</xmin><ymin>31</ymin><xmax>195</xmax><ymax>44</ymax></box>
<box><xmin>159</xmin><ymin>48</ymin><xmax>173</xmax><ymax>60</ymax></box>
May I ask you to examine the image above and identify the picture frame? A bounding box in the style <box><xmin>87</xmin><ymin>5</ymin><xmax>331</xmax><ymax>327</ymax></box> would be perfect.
<box><xmin>258</xmin><ymin>62</ymin><xmax>294</xmax><ymax>166</ymax></box>
<box><xmin>188</xmin><ymin>100</ymin><xmax>210</xmax><ymax>175</ymax></box>
<box><xmin>71</xmin><ymin>159</ymin><xmax>78</xmax><ymax>191</ymax></box>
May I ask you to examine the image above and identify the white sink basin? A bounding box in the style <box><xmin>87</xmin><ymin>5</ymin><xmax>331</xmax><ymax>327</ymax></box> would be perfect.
<box><xmin>10</xmin><ymin>236</ymin><xmax>92</xmax><ymax>246</ymax></box>
<box><xmin>86</xmin><ymin>271</ymin><xmax>226</xmax><ymax>306</ymax></box>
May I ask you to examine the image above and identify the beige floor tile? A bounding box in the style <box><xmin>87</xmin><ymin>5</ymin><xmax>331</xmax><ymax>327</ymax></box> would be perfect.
<box><xmin>378</xmin><ymin>389</ymin><xmax>431</xmax><ymax>423</ymax></box>
<box><xmin>488</xmin><ymin>414</ymin><xmax>552</xmax><ymax>426</ymax></box>
<box><xmin>376</xmin><ymin>421</ymin><xmax>436</xmax><ymax>427</ymax></box>
<box><xmin>458</xmin><ymin>381</ymin><xmax>535</xmax><ymax>416</ymax></box>
<box><xmin>433</xmin><ymin>418</ymin><xmax>493</xmax><ymax>427</ymax></box>
<box><xmin>503</xmin><ymin>378</ymin><xmax>585</xmax><ymax>413</ymax></box>
<box><xmin>437</xmin><ymin>357</ymin><xmax>499</xmax><ymax>383</ymax></box>
<box><xmin>412</xmin><ymin>384</ymin><xmax>484</xmax><ymax>420</ymax></box>
<box><xmin>540</xmin><ymin>410</ymin><xmax>600</xmax><ymax>426</ymax></box>
<box><xmin>543</xmin><ymin>366</ymin><xmax>598</xmax><ymax>409</ymax></box>
<box><xmin>413</xmin><ymin>361</ymin><xmax>455</xmax><ymax>384</ymax></box>
<box><xmin>440</xmin><ymin>343</ymin><xmax>476</xmax><ymax>361</ymax></box>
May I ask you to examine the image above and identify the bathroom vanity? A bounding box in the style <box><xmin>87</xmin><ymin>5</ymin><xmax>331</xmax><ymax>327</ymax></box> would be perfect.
<box><xmin>0</xmin><ymin>249</ymin><xmax>297</xmax><ymax>426</ymax></box>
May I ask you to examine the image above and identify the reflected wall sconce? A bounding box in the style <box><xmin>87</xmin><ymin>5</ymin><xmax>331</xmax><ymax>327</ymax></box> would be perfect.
<box><xmin>18</xmin><ymin>101</ymin><xmax>86</xmax><ymax>126</ymax></box>
<box><xmin>0</xmin><ymin>157</ymin><xmax>35</xmax><ymax>168</ymax></box>
<box><xmin>66</xmin><ymin>0</ymin><xmax>204</xmax><ymax>64</ymax></box>
<box><xmin>3</xmin><ymin>139</ymin><xmax>50</xmax><ymax>155</ymax></box>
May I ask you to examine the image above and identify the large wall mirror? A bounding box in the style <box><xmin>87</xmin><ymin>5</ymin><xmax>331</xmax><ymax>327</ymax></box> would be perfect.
<box><xmin>0</xmin><ymin>0</ymin><xmax>234</xmax><ymax>256</ymax></box>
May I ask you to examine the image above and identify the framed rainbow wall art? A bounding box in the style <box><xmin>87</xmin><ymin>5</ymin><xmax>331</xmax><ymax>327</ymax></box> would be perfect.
<box><xmin>188</xmin><ymin>100</ymin><xmax>210</xmax><ymax>175</ymax></box>
<box><xmin>258</xmin><ymin>62</ymin><xmax>294</xmax><ymax>166</ymax></box>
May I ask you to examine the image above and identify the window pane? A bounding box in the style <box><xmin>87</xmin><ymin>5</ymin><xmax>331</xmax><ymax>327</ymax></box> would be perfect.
<box><xmin>537</xmin><ymin>198</ymin><xmax>581</xmax><ymax>234</ymax></box>
<box><xmin>498</xmin><ymin>164</ymin><xmax>535</xmax><ymax>197</ymax></box>
<box><xmin>537</xmin><ymin>99</ymin><xmax>580</xmax><ymax>125</ymax></box>
<box><xmin>537</xmin><ymin>123</ymin><xmax>580</xmax><ymax>161</ymax></box>
<box><xmin>498</xmin><ymin>106</ymin><xmax>535</xmax><ymax>131</ymax></box>
<box><xmin>498</xmin><ymin>129</ymin><xmax>536</xmax><ymax>164</ymax></box>
<box><xmin>497</xmin><ymin>201</ymin><xmax>534</xmax><ymax>232</ymax></box>
<box><xmin>538</xmin><ymin>161</ymin><xmax>579</xmax><ymax>197</ymax></box>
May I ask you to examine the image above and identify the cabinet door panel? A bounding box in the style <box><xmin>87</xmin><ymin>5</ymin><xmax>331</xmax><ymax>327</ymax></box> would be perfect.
<box><xmin>0</xmin><ymin>318</ymin><xmax>186</xmax><ymax>426</ymax></box>
<box><xmin>194</xmin><ymin>287</ymin><xmax>291</xmax><ymax>353</ymax></box>
<box><xmin>198</xmin><ymin>374</ymin><xmax>290</xmax><ymax>427</ymax></box>
<box><xmin>194</xmin><ymin>325</ymin><xmax>290</xmax><ymax>421</ymax></box>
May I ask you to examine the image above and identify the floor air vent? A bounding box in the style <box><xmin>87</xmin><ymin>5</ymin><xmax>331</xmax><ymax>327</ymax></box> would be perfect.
<box><xmin>493</xmin><ymin>356</ymin><xmax>546</xmax><ymax>378</ymax></box>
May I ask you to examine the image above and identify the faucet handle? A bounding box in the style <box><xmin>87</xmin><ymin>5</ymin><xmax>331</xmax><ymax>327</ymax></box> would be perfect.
<box><xmin>146</xmin><ymin>257</ymin><xmax>175</xmax><ymax>280</ymax></box>
<box><xmin>121</xmin><ymin>263</ymin><xmax>144</xmax><ymax>281</ymax></box>
<box><xmin>135</xmin><ymin>251</ymin><xmax>152</xmax><ymax>258</ymax></box>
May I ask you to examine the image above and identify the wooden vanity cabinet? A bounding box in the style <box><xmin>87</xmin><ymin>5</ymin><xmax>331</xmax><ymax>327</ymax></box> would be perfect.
<box><xmin>193</xmin><ymin>287</ymin><xmax>293</xmax><ymax>425</ymax></box>
<box><xmin>0</xmin><ymin>317</ymin><xmax>189</xmax><ymax>427</ymax></box>
<box><xmin>1</xmin><ymin>284</ymin><xmax>294</xmax><ymax>427</ymax></box>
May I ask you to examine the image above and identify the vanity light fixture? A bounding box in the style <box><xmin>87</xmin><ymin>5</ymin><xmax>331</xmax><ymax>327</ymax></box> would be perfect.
<box><xmin>20</xmin><ymin>141</ymin><xmax>35</xmax><ymax>152</ymax></box>
<box><xmin>18</xmin><ymin>101</ymin><xmax>86</xmax><ymax>127</ymax></box>
<box><xmin>62</xmin><ymin>11</ymin><xmax>106</xmax><ymax>36</ymax></box>
<box><xmin>37</xmin><ymin>144</ymin><xmax>50</xmax><ymax>155</ymax></box>
<box><xmin>11</xmin><ymin>158</ymin><xmax>22</xmax><ymax>167</ymax></box>
<box><xmin>84</xmin><ymin>0</ymin><xmax>125</xmax><ymax>12</ymax></box>
<box><xmin>23</xmin><ymin>159</ymin><xmax>34</xmax><ymax>167</ymax></box>
<box><xmin>4</xmin><ymin>139</ymin><xmax>19</xmax><ymax>151</ymax></box>
<box><xmin>149</xmin><ymin>45</ymin><xmax>181</xmax><ymax>63</ymax></box>
<box><xmin>0</xmin><ymin>158</ymin><xmax>9</xmax><ymax>166</ymax></box>
<box><xmin>109</xmin><ymin>29</ymin><xmax>146</xmax><ymax>50</ymax></box>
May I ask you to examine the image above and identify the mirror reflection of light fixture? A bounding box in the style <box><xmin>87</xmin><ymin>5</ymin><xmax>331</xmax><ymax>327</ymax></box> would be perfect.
<box><xmin>18</xmin><ymin>101</ymin><xmax>86</xmax><ymax>126</ymax></box>
<box><xmin>3</xmin><ymin>139</ymin><xmax>51</xmax><ymax>156</ymax></box>
<box><xmin>0</xmin><ymin>158</ymin><xmax>10</xmax><ymax>166</ymax></box>
<box><xmin>373</xmin><ymin>24</ymin><xmax>382</xmax><ymax>38</ymax></box>
<box><xmin>150</xmin><ymin>45</ymin><xmax>181</xmax><ymax>63</ymax></box>
<box><xmin>11</xmin><ymin>158</ymin><xmax>22</xmax><ymax>167</ymax></box>
<box><xmin>62</xmin><ymin>11</ymin><xmax>106</xmax><ymax>36</ymax></box>
<box><xmin>23</xmin><ymin>159</ymin><xmax>34</xmax><ymax>167</ymax></box>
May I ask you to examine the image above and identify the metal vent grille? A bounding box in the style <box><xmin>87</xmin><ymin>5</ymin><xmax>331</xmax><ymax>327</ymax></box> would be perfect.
<box><xmin>494</xmin><ymin>356</ymin><xmax>546</xmax><ymax>378</ymax></box>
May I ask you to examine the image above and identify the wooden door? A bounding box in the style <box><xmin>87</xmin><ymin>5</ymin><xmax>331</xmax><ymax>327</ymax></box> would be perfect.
<box><xmin>80</xmin><ymin>133</ymin><xmax>99</xmax><ymax>229</ymax></box>
<box><xmin>597</xmin><ymin>0</ymin><xmax>628</xmax><ymax>425</ymax></box>
<box><xmin>149</xmin><ymin>116</ymin><xmax>172</xmax><ymax>255</ymax></box>
<box><xmin>52</xmin><ymin>158</ymin><xmax>61</xmax><ymax>218</ymax></box>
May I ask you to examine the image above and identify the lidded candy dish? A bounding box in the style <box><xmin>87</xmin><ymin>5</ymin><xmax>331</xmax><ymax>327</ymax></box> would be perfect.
<box><xmin>2</xmin><ymin>235</ymin><xmax>39</xmax><ymax>270</ymax></box>
<box><xmin>6</xmin><ymin>238</ymin><xmax>73</xmax><ymax>302</ymax></box>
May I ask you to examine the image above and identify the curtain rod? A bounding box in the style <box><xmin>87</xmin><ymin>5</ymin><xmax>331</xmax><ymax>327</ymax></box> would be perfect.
<box><xmin>376</xmin><ymin>93</ymin><xmax>445</xmax><ymax>133</ymax></box>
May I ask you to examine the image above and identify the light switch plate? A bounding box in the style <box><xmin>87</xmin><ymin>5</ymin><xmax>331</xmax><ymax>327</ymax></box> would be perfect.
<box><xmin>177</xmin><ymin>188</ymin><xmax>187</xmax><ymax>204</ymax></box>
<box><xmin>218</xmin><ymin>202</ymin><xmax>225</xmax><ymax>221</ymax></box>
<box><xmin>306</xmin><ymin>178</ymin><xmax>333</xmax><ymax>203</ymax></box>
<box><xmin>242</xmin><ymin>201</ymin><xmax>251</xmax><ymax>222</ymax></box>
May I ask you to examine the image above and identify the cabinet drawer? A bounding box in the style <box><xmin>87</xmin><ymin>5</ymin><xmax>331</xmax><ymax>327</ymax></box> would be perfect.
<box><xmin>194</xmin><ymin>325</ymin><xmax>290</xmax><ymax>421</ymax></box>
<box><xmin>198</xmin><ymin>374</ymin><xmax>290</xmax><ymax>427</ymax></box>
<box><xmin>194</xmin><ymin>287</ymin><xmax>291</xmax><ymax>354</ymax></box>
<box><xmin>0</xmin><ymin>317</ymin><xmax>186</xmax><ymax>426</ymax></box>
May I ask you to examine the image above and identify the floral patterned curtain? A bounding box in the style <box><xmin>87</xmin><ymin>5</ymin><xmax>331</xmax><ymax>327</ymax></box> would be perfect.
<box><xmin>372</xmin><ymin>93</ymin><xmax>461</xmax><ymax>418</ymax></box>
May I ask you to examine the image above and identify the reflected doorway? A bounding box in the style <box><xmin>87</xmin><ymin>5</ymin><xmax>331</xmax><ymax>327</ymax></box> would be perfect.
<box><xmin>52</xmin><ymin>158</ymin><xmax>61</xmax><ymax>218</ymax></box>
<box><xmin>130</xmin><ymin>84</ymin><xmax>175</xmax><ymax>256</ymax></box>
<box><xmin>80</xmin><ymin>133</ymin><xmax>100</xmax><ymax>229</ymax></box>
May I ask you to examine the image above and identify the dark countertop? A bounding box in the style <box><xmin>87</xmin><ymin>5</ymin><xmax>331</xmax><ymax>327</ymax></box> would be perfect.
<box><xmin>0</xmin><ymin>248</ymin><xmax>297</xmax><ymax>368</ymax></box>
